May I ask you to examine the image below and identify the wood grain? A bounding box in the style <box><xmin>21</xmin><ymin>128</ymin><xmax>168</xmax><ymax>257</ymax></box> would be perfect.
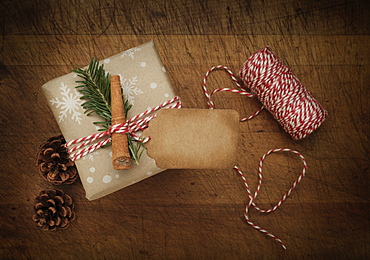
<box><xmin>0</xmin><ymin>0</ymin><xmax>369</xmax><ymax>259</ymax></box>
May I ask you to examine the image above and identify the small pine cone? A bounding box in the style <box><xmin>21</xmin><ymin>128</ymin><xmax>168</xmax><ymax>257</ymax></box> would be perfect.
<box><xmin>32</xmin><ymin>189</ymin><xmax>75</xmax><ymax>231</ymax></box>
<box><xmin>36</xmin><ymin>135</ymin><xmax>78</xmax><ymax>185</ymax></box>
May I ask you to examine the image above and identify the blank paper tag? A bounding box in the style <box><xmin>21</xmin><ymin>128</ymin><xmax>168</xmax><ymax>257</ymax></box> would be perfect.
<box><xmin>142</xmin><ymin>109</ymin><xmax>239</xmax><ymax>169</ymax></box>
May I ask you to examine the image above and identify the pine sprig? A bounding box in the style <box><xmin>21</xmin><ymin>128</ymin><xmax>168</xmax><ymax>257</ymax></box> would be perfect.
<box><xmin>72</xmin><ymin>57</ymin><xmax>144</xmax><ymax>165</ymax></box>
<box><xmin>72</xmin><ymin>58</ymin><xmax>112</xmax><ymax>130</ymax></box>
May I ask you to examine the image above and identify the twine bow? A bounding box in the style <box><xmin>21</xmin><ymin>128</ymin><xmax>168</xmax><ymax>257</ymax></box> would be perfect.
<box><xmin>65</xmin><ymin>96</ymin><xmax>182</xmax><ymax>161</ymax></box>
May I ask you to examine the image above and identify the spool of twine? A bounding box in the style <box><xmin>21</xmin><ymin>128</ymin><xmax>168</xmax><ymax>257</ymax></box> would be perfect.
<box><xmin>239</xmin><ymin>47</ymin><xmax>327</xmax><ymax>140</ymax></box>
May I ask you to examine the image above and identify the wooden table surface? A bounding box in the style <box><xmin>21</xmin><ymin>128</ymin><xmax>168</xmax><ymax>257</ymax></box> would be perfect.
<box><xmin>1</xmin><ymin>0</ymin><xmax>369</xmax><ymax>259</ymax></box>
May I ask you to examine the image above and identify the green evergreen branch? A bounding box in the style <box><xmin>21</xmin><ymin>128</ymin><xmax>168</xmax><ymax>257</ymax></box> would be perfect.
<box><xmin>72</xmin><ymin>57</ymin><xmax>145</xmax><ymax>165</ymax></box>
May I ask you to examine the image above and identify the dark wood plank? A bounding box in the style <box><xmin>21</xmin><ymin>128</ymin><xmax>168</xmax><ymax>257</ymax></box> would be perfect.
<box><xmin>2</xmin><ymin>0</ymin><xmax>369</xmax><ymax>35</ymax></box>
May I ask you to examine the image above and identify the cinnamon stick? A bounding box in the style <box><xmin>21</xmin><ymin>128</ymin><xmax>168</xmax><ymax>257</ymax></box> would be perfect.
<box><xmin>110</xmin><ymin>75</ymin><xmax>131</xmax><ymax>170</ymax></box>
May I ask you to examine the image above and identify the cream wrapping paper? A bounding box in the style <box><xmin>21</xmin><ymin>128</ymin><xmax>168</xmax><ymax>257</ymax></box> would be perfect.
<box><xmin>42</xmin><ymin>41</ymin><xmax>176</xmax><ymax>200</ymax></box>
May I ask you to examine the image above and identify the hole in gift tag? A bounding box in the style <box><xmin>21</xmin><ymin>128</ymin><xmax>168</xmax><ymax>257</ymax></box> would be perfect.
<box><xmin>143</xmin><ymin>109</ymin><xmax>239</xmax><ymax>169</ymax></box>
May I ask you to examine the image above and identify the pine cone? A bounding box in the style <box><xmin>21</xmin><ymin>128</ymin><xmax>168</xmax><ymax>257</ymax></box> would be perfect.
<box><xmin>32</xmin><ymin>189</ymin><xmax>75</xmax><ymax>231</ymax></box>
<box><xmin>36</xmin><ymin>135</ymin><xmax>78</xmax><ymax>185</ymax></box>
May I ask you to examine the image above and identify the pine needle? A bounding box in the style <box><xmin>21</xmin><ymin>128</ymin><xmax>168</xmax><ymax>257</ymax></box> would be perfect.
<box><xmin>72</xmin><ymin>57</ymin><xmax>145</xmax><ymax>164</ymax></box>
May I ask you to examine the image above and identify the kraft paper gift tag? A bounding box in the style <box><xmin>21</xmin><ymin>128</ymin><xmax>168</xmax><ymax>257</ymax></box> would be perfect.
<box><xmin>42</xmin><ymin>41</ymin><xmax>177</xmax><ymax>200</ymax></box>
<box><xmin>143</xmin><ymin>109</ymin><xmax>239</xmax><ymax>169</ymax></box>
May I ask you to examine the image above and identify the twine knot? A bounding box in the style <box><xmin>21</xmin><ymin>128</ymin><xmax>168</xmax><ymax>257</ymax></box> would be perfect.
<box><xmin>65</xmin><ymin>96</ymin><xmax>182</xmax><ymax>161</ymax></box>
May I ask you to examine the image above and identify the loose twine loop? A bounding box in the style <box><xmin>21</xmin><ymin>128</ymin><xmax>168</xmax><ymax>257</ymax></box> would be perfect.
<box><xmin>203</xmin><ymin>67</ymin><xmax>306</xmax><ymax>249</ymax></box>
<box><xmin>234</xmin><ymin>150</ymin><xmax>306</xmax><ymax>250</ymax></box>
<box><xmin>201</xmin><ymin>47</ymin><xmax>325</xmax><ymax>249</ymax></box>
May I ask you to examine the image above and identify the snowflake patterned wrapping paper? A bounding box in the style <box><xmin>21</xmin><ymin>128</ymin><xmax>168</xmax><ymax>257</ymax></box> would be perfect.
<box><xmin>42</xmin><ymin>41</ymin><xmax>176</xmax><ymax>200</ymax></box>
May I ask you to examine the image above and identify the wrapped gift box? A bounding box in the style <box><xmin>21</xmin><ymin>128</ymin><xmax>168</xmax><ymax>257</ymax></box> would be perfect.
<box><xmin>42</xmin><ymin>41</ymin><xmax>176</xmax><ymax>200</ymax></box>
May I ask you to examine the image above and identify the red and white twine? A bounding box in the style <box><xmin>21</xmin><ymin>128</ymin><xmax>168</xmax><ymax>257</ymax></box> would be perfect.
<box><xmin>203</xmin><ymin>47</ymin><xmax>327</xmax><ymax>140</ymax></box>
<box><xmin>65</xmin><ymin>96</ymin><xmax>182</xmax><ymax>161</ymax></box>
<box><xmin>234</xmin><ymin>149</ymin><xmax>306</xmax><ymax>250</ymax></box>
<box><xmin>202</xmin><ymin>65</ymin><xmax>264</xmax><ymax>121</ymax></box>
<box><xmin>201</xmin><ymin>47</ymin><xmax>324</xmax><ymax>249</ymax></box>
